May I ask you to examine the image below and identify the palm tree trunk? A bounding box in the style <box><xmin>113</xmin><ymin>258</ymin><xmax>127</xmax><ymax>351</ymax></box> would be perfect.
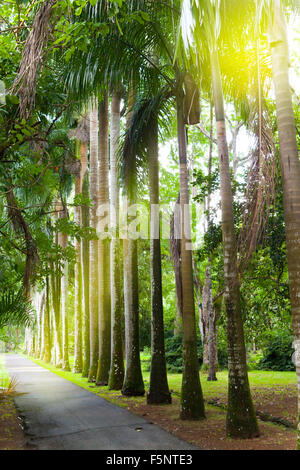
<box><xmin>96</xmin><ymin>92</ymin><xmax>111</xmax><ymax>385</ymax></box>
<box><xmin>210</xmin><ymin>48</ymin><xmax>259</xmax><ymax>438</ymax></box>
<box><xmin>73</xmin><ymin>153</ymin><xmax>83</xmax><ymax>373</ymax></box>
<box><xmin>176</xmin><ymin>84</ymin><xmax>205</xmax><ymax>420</ymax></box>
<box><xmin>170</xmin><ymin>194</ymin><xmax>183</xmax><ymax>336</ymax></box>
<box><xmin>59</xmin><ymin>205</ymin><xmax>70</xmax><ymax>372</ymax></box>
<box><xmin>205</xmin><ymin>261</ymin><xmax>217</xmax><ymax>381</ymax></box>
<box><xmin>42</xmin><ymin>276</ymin><xmax>51</xmax><ymax>362</ymax></box>
<box><xmin>88</xmin><ymin>99</ymin><xmax>99</xmax><ymax>382</ymax></box>
<box><xmin>147</xmin><ymin>114</ymin><xmax>171</xmax><ymax>405</ymax></box>
<box><xmin>269</xmin><ymin>1</ymin><xmax>300</xmax><ymax>449</ymax></box>
<box><xmin>51</xmin><ymin>208</ymin><xmax>63</xmax><ymax>368</ymax></box>
<box><xmin>108</xmin><ymin>90</ymin><xmax>125</xmax><ymax>390</ymax></box>
<box><xmin>37</xmin><ymin>290</ymin><xmax>45</xmax><ymax>359</ymax></box>
<box><xmin>81</xmin><ymin>141</ymin><xmax>90</xmax><ymax>378</ymax></box>
<box><xmin>122</xmin><ymin>85</ymin><xmax>144</xmax><ymax>397</ymax></box>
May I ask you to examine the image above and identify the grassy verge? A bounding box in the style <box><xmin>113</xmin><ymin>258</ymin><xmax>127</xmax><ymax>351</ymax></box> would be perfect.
<box><xmin>22</xmin><ymin>352</ymin><xmax>297</xmax><ymax>405</ymax></box>
<box><xmin>16</xmin><ymin>353</ymin><xmax>299</xmax><ymax>450</ymax></box>
<box><xmin>0</xmin><ymin>355</ymin><xmax>10</xmax><ymax>389</ymax></box>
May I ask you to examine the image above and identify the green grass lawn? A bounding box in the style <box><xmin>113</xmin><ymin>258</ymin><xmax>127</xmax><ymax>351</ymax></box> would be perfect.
<box><xmin>0</xmin><ymin>354</ymin><xmax>10</xmax><ymax>389</ymax></box>
<box><xmin>21</xmin><ymin>351</ymin><xmax>297</xmax><ymax>406</ymax></box>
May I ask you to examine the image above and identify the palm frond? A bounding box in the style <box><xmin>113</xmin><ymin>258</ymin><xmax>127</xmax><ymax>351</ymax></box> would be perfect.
<box><xmin>0</xmin><ymin>289</ymin><xmax>35</xmax><ymax>329</ymax></box>
<box><xmin>120</xmin><ymin>87</ymin><xmax>174</xmax><ymax>195</ymax></box>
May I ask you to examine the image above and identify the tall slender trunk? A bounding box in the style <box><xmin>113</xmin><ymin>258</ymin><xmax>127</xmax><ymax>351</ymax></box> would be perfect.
<box><xmin>73</xmin><ymin>147</ymin><xmax>83</xmax><ymax>373</ymax></box>
<box><xmin>88</xmin><ymin>99</ymin><xmax>99</xmax><ymax>382</ymax></box>
<box><xmin>42</xmin><ymin>276</ymin><xmax>51</xmax><ymax>362</ymax></box>
<box><xmin>122</xmin><ymin>85</ymin><xmax>145</xmax><ymax>397</ymax></box>
<box><xmin>170</xmin><ymin>194</ymin><xmax>183</xmax><ymax>336</ymax></box>
<box><xmin>205</xmin><ymin>261</ymin><xmax>217</xmax><ymax>381</ymax></box>
<box><xmin>37</xmin><ymin>290</ymin><xmax>45</xmax><ymax>359</ymax></box>
<box><xmin>96</xmin><ymin>92</ymin><xmax>111</xmax><ymax>385</ymax></box>
<box><xmin>176</xmin><ymin>83</ymin><xmax>205</xmax><ymax>420</ymax></box>
<box><xmin>51</xmin><ymin>206</ymin><xmax>63</xmax><ymax>368</ymax></box>
<box><xmin>206</xmin><ymin>104</ymin><xmax>217</xmax><ymax>381</ymax></box>
<box><xmin>81</xmin><ymin>141</ymin><xmax>90</xmax><ymax>378</ymax></box>
<box><xmin>108</xmin><ymin>90</ymin><xmax>125</xmax><ymax>390</ymax></box>
<box><xmin>269</xmin><ymin>1</ymin><xmax>300</xmax><ymax>449</ymax></box>
<box><xmin>59</xmin><ymin>204</ymin><xmax>70</xmax><ymax>372</ymax></box>
<box><xmin>147</xmin><ymin>114</ymin><xmax>171</xmax><ymax>405</ymax></box>
<box><xmin>210</xmin><ymin>48</ymin><xmax>259</xmax><ymax>438</ymax></box>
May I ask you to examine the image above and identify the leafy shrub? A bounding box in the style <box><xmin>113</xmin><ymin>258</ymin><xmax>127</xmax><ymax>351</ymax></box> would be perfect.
<box><xmin>258</xmin><ymin>331</ymin><xmax>295</xmax><ymax>371</ymax></box>
<box><xmin>246</xmin><ymin>351</ymin><xmax>263</xmax><ymax>371</ymax></box>
<box><xmin>165</xmin><ymin>334</ymin><xmax>203</xmax><ymax>373</ymax></box>
<box><xmin>217</xmin><ymin>341</ymin><xmax>228</xmax><ymax>369</ymax></box>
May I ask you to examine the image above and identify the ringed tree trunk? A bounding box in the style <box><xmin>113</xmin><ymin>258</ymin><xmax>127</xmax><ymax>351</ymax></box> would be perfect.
<box><xmin>59</xmin><ymin>204</ymin><xmax>70</xmax><ymax>372</ymax></box>
<box><xmin>108</xmin><ymin>90</ymin><xmax>125</xmax><ymax>390</ymax></box>
<box><xmin>88</xmin><ymin>99</ymin><xmax>99</xmax><ymax>382</ymax></box>
<box><xmin>96</xmin><ymin>92</ymin><xmax>111</xmax><ymax>386</ymax></box>
<box><xmin>176</xmin><ymin>83</ymin><xmax>205</xmax><ymax>420</ymax></box>
<box><xmin>73</xmin><ymin>145</ymin><xmax>83</xmax><ymax>373</ymax></box>
<box><xmin>81</xmin><ymin>141</ymin><xmax>90</xmax><ymax>378</ymax></box>
<box><xmin>202</xmin><ymin>101</ymin><xmax>217</xmax><ymax>380</ymax></box>
<box><xmin>37</xmin><ymin>290</ymin><xmax>45</xmax><ymax>359</ymax></box>
<box><xmin>42</xmin><ymin>277</ymin><xmax>51</xmax><ymax>362</ymax></box>
<box><xmin>205</xmin><ymin>261</ymin><xmax>217</xmax><ymax>381</ymax></box>
<box><xmin>51</xmin><ymin>205</ymin><xmax>63</xmax><ymax>368</ymax></box>
<box><xmin>121</xmin><ymin>84</ymin><xmax>145</xmax><ymax>397</ymax></box>
<box><xmin>210</xmin><ymin>48</ymin><xmax>259</xmax><ymax>438</ymax></box>
<box><xmin>170</xmin><ymin>194</ymin><xmax>183</xmax><ymax>336</ymax></box>
<box><xmin>147</xmin><ymin>114</ymin><xmax>171</xmax><ymax>405</ymax></box>
<box><xmin>269</xmin><ymin>1</ymin><xmax>300</xmax><ymax>449</ymax></box>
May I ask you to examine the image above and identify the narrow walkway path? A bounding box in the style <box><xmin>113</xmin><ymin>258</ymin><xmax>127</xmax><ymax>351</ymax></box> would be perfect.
<box><xmin>4</xmin><ymin>354</ymin><xmax>197</xmax><ymax>450</ymax></box>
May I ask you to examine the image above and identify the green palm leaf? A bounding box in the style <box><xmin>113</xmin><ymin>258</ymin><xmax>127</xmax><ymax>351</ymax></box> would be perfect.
<box><xmin>0</xmin><ymin>289</ymin><xmax>35</xmax><ymax>330</ymax></box>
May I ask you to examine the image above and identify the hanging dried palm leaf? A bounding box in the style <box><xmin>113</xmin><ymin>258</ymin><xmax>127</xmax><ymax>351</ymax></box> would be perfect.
<box><xmin>11</xmin><ymin>0</ymin><xmax>57</xmax><ymax>118</ymax></box>
<box><xmin>238</xmin><ymin>98</ymin><xmax>277</xmax><ymax>272</ymax></box>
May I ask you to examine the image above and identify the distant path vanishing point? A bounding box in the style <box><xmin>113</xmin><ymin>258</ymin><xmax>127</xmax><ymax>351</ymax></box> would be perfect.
<box><xmin>4</xmin><ymin>354</ymin><xmax>198</xmax><ymax>450</ymax></box>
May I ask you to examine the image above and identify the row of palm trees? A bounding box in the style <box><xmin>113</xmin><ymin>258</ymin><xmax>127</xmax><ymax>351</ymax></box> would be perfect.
<box><xmin>20</xmin><ymin>0</ymin><xmax>299</xmax><ymax>446</ymax></box>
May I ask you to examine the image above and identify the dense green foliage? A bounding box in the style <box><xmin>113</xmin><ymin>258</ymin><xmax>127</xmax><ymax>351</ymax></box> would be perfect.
<box><xmin>258</xmin><ymin>331</ymin><xmax>295</xmax><ymax>372</ymax></box>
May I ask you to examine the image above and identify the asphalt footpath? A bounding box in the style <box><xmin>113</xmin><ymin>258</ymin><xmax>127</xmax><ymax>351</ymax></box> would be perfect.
<box><xmin>4</xmin><ymin>353</ymin><xmax>198</xmax><ymax>450</ymax></box>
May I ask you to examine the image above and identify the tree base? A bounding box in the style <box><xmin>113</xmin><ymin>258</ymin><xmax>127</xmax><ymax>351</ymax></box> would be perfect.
<box><xmin>121</xmin><ymin>388</ymin><xmax>145</xmax><ymax>397</ymax></box>
<box><xmin>207</xmin><ymin>376</ymin><xmax>217</xmax><ymax>381</ymax></box>
<box><xmin>226</xmin><ymin>414</ymin><xmax>260</xmax><ymax>439</ymax></box>
<box><xmin>108</xmin><ymin>376</ymin><xmax>124</xmax><ymax>391</ymax></box>
<box><xmin>180</xmin><ymin>410</ymin><xmax>206</xmax><ymax>421</ymax></box>
<box><xmin>96</xmin><ymin>381</ymin><xmax>108</xmax><ymax>386</ymax></box>
<box><xmin>146</xmin><ymin>391</ymin><xmax>172</xmax><ymax>405</ymax></box>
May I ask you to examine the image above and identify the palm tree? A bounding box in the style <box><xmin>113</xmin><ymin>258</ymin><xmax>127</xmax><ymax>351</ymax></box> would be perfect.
<box><xmin>188</xmin><ymin>0</ymin><xmax>259</xmax><ymax>437</ymax></box>
<box><xmin>108</xmin><ymin>89</ymin><xmax>125</xmax><ymax>390</ymax></box>
<box><xmin>50</xmin><ymin>203</ymin><xmax>63</xmax><ymax>368</ymax></box>
<box><xmin>121</xmin><ymin>85</ymin><xmax>145</xmax><ymax>397</ymax></box>
<box><xmin>58</xmin><ymin>202</ymin><xmax>70</xmax><ymax>372</ymax></box>
<box><xmin>65</xmin><ymin>0</ymin><xmax>203</xmax><ymax>408</ymax></box>
<box><xmin>42</xmin><ymin>277</ymin><xmax>51</xmax><ymax>363</ymax></box>
<box><xmin>80</xmin><ymin>130</ymin><xmax>91</xmax><ymax>378</ymax></box>
<box><xmin>147</xmin><ymin>111</ymin><xmax>172</xmax><ymax>405</ymax></box>
<box><xmin>126</xmin><ymin>95</ymin><xmax>172</xmax><ymax>404</ymax></box>
<box><xmin>69</xmin><ymin>116</ymin><xmax>91</xmax><ymax>377</ymax></box>
<box><xmin>267</xmin><ymin>0</ymin><xmax>300</xmax><ymax>448</ymax></box>
<box><xmin>69</xmin><ymin>117</ymin><xmax>90</xmax><ymax>374</ymax></box>
<box><xmin>96</xmin><ymin>91</ymin><xmax>111</xmax><ymax>385</ymax></box>
<box><xmin>73</xmin><ymin>143</ymin><xmax>83</xmax><ymax>373</ymax></box>
<box><xmin>175</xmin><ymin>78</ymin><xmax>205</xmax><ymax>419</ymax></box>
<box><xmin>88</xmin><ymin>100</ymin><xmax>99</xmax><ymax>382</ymax></box>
